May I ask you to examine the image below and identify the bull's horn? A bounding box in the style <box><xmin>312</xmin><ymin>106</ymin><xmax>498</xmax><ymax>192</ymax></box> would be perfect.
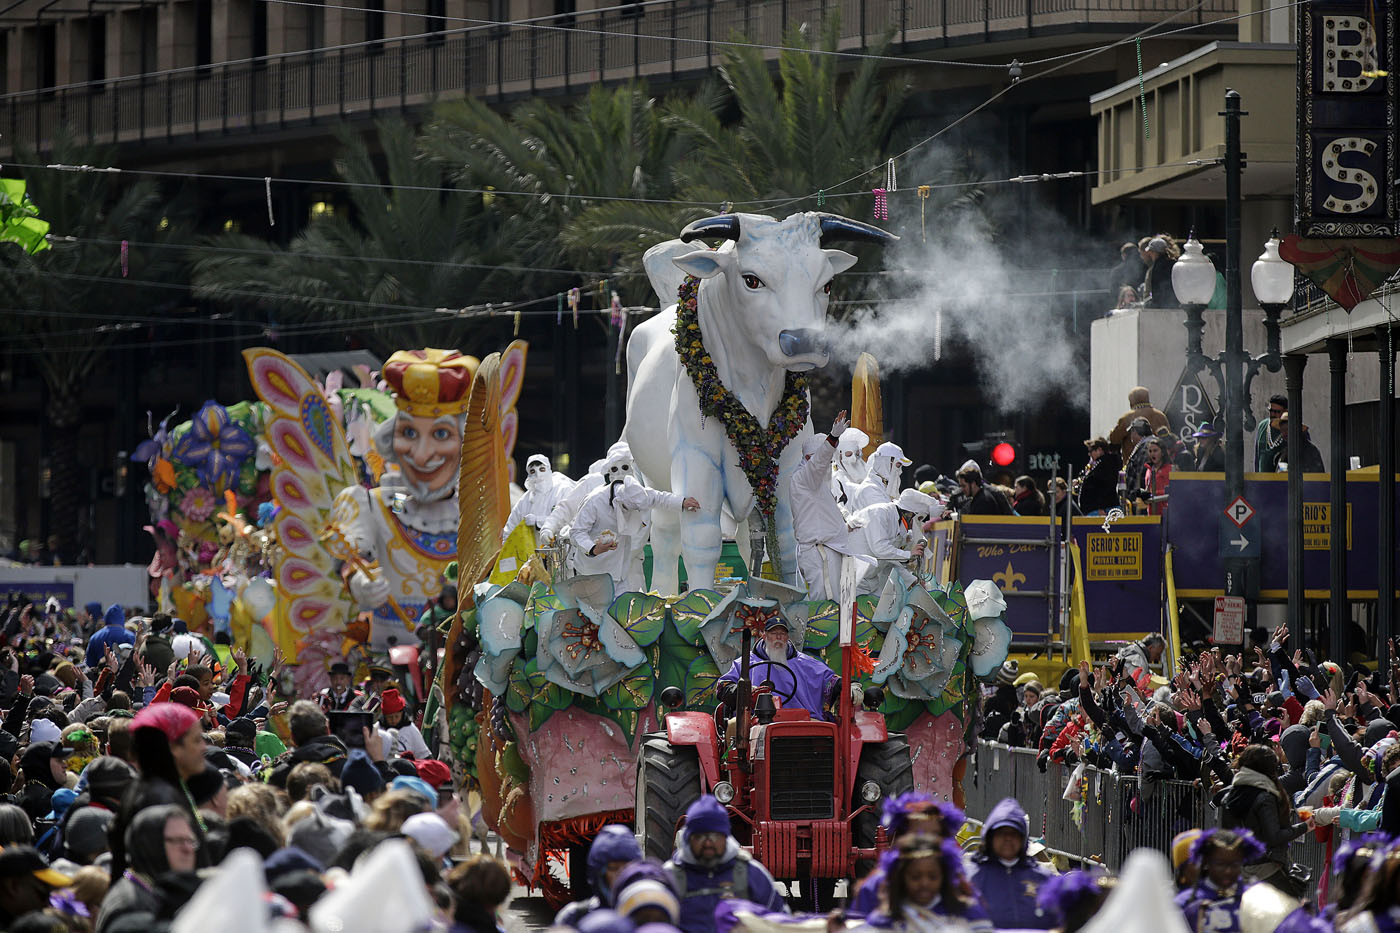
<box><xmin>679</xmin><ymin>215</ymin><xmax>741</xmax><ymax>243</ymax></box>
<box><xmin>815</xmin><ymin>213</ymin><xmax>900</xmax><ymax>245</ymax></box>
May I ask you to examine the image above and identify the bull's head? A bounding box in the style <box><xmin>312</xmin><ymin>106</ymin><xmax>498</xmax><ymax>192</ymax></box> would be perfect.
<box><xmin>672</xmin><ymin>212</ymin><xmax>897</xmax><ymax>372</ymax></box>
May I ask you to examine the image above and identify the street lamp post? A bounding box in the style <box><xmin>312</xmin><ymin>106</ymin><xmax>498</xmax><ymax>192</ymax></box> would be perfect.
<box><xmin>1169</xmin><ymin>89</ymin><xmax>1294</xmax><ymax>632</ymax></box>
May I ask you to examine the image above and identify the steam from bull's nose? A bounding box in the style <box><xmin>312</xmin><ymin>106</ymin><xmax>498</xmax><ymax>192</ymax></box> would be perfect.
<box><xmin>822</xmin><ymin>148</ymin><xmax>1089</xmax><ymax>413</ymax></box>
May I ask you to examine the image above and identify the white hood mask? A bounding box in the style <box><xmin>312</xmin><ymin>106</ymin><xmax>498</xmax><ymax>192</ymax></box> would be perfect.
<box><xmin>604</xmin><ymin>450</ymin><xmax>637</xmax><ymax>485</ymax></box>
<box><xmin>524</xmin><ymin>454</ymin><xmax>551</xmax><ymax>493</ymax></box>
<box><xmin>834</xmin><ymin>429</ymin><xmax>870</xmax><ymax>485</ymax></box>
<box><xmin>868</xmin><ymin>441</ymin><xmax>912</xmax><ymax>495</ymax></box>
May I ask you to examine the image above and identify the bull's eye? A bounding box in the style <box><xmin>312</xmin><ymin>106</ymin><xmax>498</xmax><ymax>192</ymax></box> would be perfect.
<box><xmin>742</xmin><ymin>274</ymin><xmax>765</xmax><ymax>290</ymax></box>
<box><xmin>822</xmin><ymin>281</ymin><xmax>832</xmax><ymax>295</ymax></box>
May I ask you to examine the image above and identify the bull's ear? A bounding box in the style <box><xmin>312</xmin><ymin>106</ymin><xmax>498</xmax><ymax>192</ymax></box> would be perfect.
<box><xmin>672</xmin><ymin>249</ymin><xmax>734</xmax><ymax>280</ymax></box>
<box><xmin>824</xmin><ymin>249</ymin><xmax>858</xmax><ymax>276</ymax></box>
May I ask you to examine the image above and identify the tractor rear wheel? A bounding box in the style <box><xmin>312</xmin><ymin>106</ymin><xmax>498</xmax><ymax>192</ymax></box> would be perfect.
<box><xmin>637</xmin><ymin>733</ymin><xmax>702</xmax><ymax>862</ymax></box>
<box><xmin>852</xmin><ymin>733</ymin><xmax>916</xmax><ymax>874</ymax></box>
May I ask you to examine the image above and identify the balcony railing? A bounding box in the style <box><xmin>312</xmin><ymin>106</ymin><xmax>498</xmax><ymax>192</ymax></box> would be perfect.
<box><xmin>0</xmin><ymin>0</ymin><xmax>1235</xmax><ymax>155</ymax></box>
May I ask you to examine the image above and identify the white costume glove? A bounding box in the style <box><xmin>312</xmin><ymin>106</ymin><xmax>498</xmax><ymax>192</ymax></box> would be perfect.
<box><xmin>1311</xmin><ymin>806</ymin><xmax>1339</xmax><ymax>826</ymax></box>
<box><xmin>831</xmin><ymin>412</ymin><xmax>850</xmax><ymax>437</ymax></box>
<box><xmin>349</xmin><ymin>570</ymin><xmax>391</xmax><ymax>608</ymax></box>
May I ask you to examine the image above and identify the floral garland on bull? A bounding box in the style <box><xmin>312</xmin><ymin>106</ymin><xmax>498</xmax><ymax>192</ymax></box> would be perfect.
<box><xmin>671</xmin><ymin>275</ymin><xmax>809</xmax><ymax>526</ymax></box>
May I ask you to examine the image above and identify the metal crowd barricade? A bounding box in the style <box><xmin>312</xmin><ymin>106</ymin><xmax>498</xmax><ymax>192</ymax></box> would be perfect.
<box><xmin>966</xmin><ymin>740</ymin><xmax>1330</xmax><ymax>891</ymax></box>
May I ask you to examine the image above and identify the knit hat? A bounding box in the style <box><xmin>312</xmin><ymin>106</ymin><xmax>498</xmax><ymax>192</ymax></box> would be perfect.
<box><xmin>83</xmin><ymin>757</ymin><xmax>135</xmax><ymax>800</ymax></box>
<box><xmin>413</xmin><ymin>758</ymin><xmax>451</xmax><ymax>788</ymax></box>
<box><xmin>264</xmin><ymin>846</ymin><xmax>326</xmax><ymax>880</ymax></box>
<box><xmin>30</xmin><ymin>719</ymin><xmax>62</xmax><ymax>745</ymax></box>
<box><xmin>65</xmin><ymin>806</ymin><xmax>115</xmax><ymax>862</ymax></box>
<box><xmin>287</xmin><ymin>809</ymin><xmax>355</xmax><ymax>867</ymax></box>
<box><xmin>224</xmin><ymin>718</ymin><xmax>257</xmax><ymax>748</ymax></box>
<box><xmin>995</xmin><ymin>660</ymin><xmax>1020</xmax><ymax>686</ymax></box>
<box><xmin>683</xmin><ymin>795</ymin><xmax>730</xmax><ymax>838</ymax></box>
<box><xmin>401</xmin><ymin>812</ymin><xmax>459</xmax><ymax>858</ymax></box>
<box><xmin>1171</xmin><ymin>830</ymin><xmax>1203</xmax><ymax>870</ymax></box>
<box><xmin>340</xmin><ymin>749</ymin><xmax>385</xmax><ymax>797</ymax></box>
<box><xmin>187</xmin><ymin>765</ymin><xmax>225</xmax><ymax>806</ymax></box>
<box><xmin>380</xmin><ymin>689</ymin><xmax>406</xmax><ymax>715</ymax></box>
<box><xmin>255</xmin><ymin>729</ymin><xmax>288</xmax><ymax>760</ymax></box>
<box><xmin>131</xmin><ymin>702</ymin><xmax>199</xmax><ymax>744</ymax></box>
<box><xmin>51</xmin><ymin>662</ymin><xmax>77</xmax><ymax>688</ymax></box>
<box><xmin>615</xmin><ymin>880</ymin><xmax>681</xmax><ymax>924</ymax></box>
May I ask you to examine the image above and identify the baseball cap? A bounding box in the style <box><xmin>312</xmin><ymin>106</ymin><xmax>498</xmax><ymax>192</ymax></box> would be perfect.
<box><xmin>0</xmin><ymin>845</ymin><xmax>73</xmax><ymax>887</ymax></box>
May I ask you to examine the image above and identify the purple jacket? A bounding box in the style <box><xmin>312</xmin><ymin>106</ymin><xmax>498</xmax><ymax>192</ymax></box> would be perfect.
<box><xmin>1174</xmin><ymin>880</ymin><xmax>1243</xmax><ymax>933</ymax></box>
<box><xmin>967</xmin><ymin>798</ymin><xmax>1055</xmax><ymax>930</ymax></box>
<box><xmin>718</xmin><ymin>642</ymin><xmax>838</xmax><ymax>720</ymax></box>
<box><xmin>665</xmin><ymin>837</ymin><xmax>785</xmax><ymax>933</ymax></box>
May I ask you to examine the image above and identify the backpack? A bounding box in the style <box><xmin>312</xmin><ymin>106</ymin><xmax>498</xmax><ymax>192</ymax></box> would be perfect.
<box><xmin>666</xmin><ymin>850</ymin><xmax>751</xmax><ymax>901</ymax></box>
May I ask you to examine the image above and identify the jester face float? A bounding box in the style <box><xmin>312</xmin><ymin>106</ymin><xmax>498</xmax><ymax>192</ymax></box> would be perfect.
<box><xmin>334</xmin><ymin>349</ymin><xmax>476</xmax><ymax>647</ymax></box>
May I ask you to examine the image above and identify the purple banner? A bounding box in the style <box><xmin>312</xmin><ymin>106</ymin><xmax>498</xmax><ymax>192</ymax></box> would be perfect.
<box><xmin>1069</xmin><ymin>517</ymin><xmax>1165</xmax><ymax>638</ymax></box>
<box><xmin>955</xmin><ymin>516</ymin><xmax>1060</xmax><ymax>639</ymax></box>
<box><xmin>1165</xmin><ymin>473</ymin><xmax>1400</xmax><ymax>597</ymax></box>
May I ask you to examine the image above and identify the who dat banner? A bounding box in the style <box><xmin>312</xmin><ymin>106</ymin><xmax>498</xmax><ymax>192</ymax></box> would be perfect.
<box><xmin>1296</xmin><ymin>0</ymin><xmax>1396</xmax><ymax>239</ymax></box>
<box><xmin>1167</xmin><ymin>472</ymin><xmax>1400</xmax><ymax>598</ymax></box>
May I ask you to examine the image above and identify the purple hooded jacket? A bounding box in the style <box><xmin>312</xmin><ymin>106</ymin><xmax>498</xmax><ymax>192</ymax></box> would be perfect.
<box><xmin>966</xmin><ymin>798</ymin><xmax>1055</xmax><ymax>930</ymax></box>
<box><xmin>556</xmin><ymin>825</ymin><xmax>644</xmax><ymax>928</ymax></box>
<box><xmin>718</xmin><ymin>641</ymin><xmax>839</xmax><ymax>720</ymax></box>
<box><xmin>663</xmin><ymin>797</ymin><xmax>785</xmax><ymax>933</ymax></box>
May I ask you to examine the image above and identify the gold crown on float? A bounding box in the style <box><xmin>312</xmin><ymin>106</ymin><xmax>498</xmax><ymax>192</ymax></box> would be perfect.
<box><xmin>381</xmin><ymin>348</ymin><xmax>479</xmax><ymax>417</ymax></box>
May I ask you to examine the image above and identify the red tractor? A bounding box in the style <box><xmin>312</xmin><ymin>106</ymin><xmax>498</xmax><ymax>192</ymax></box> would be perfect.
<box><xmin>636</xmin><ymin>625</ymin><xmax>914</xmax><ymax>904</ymax></box>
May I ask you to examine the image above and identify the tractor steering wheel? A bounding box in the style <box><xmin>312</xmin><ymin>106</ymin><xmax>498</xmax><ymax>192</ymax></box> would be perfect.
<box><xmin>748</xmin><ymin>659</ymin><xmax>799</xmax><ymax>705</ymax></box>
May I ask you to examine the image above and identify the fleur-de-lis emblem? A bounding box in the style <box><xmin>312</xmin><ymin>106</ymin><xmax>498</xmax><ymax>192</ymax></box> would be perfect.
<box><xmin>992</xmin><ymin>561</ymin><xmax>1026</xmax><ymax>591</ymax></box>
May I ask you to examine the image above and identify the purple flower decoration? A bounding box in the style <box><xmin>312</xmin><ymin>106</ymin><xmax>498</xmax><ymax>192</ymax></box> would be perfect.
<box><xmin>172</xmin><ymin>400</ymin><xmax>255</xmax><ymax>492</ymax></box>
<box><xmin>132</xmin><ymin>408</ymin><xmax>176</xmax><ymax>470</ymax></box>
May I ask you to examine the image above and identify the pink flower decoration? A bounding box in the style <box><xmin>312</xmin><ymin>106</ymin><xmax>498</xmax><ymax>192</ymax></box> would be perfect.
<box><xmin>179</xmin><ymin>486</ymin><xmax>217</xmax><ymax>522</ymax></box>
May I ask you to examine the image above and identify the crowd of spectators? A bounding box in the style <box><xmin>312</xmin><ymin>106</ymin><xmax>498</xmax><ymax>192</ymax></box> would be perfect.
<box><xmin>0</xmin><ymin>598</ymin><xmax>514</xmax><ymax>932</ymax></box>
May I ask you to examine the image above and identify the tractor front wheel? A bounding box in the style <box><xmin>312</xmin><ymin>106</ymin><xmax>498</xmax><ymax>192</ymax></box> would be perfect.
<box><xmin>637</xmin><ymin>733</ymin><xmax>702</xmax><ymax>862</ymax></box>
<box><xmin>852</xmin><ymin>733</ymin><xmax>916</xmax><ymax>875</ymax></box>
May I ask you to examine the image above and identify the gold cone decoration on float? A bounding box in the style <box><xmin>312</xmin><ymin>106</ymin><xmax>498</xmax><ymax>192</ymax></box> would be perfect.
<box><xmin>852</xmin><ymin>351</ymin><xmax>883</xmax><ymax>457</ymax></box>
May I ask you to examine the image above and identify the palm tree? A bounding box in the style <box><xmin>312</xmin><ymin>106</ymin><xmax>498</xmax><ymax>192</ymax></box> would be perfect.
<box><xmin>191</xmin><ymin>118</ymin><xmax>511</xmax><ymax>356</ymax></box>
<box><xmin>0</xmin><ymin>134</ymin><xmax>192</xmax><ymax>562</ymax></box>
<box><xmin>420</xmin><ymin>83</ymin><xmax>707</xmax><ymax>306</ymax></box>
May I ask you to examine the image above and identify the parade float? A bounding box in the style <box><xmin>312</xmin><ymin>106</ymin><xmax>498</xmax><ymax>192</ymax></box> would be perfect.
<box><xmin>438</xmin><ymin>212</ymin><xmax>1014</xmax><ymax>904</ymax></box>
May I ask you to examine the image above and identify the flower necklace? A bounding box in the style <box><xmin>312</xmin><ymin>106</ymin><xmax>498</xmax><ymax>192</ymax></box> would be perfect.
<box><xmin>672</xmin><ymin>275</ymin><xmax>810</xmax><ymax>523</ymax></box>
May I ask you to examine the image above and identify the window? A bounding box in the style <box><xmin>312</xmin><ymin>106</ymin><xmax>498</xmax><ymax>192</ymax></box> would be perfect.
<box><xmin>426</xmin><ymin>0</ymin><xmax>445</xmax><ymax>38</ymax></box>
<box><xmin>252</xmin><ymin>0</ymin><xmax>268</xmax><ymax>58</ymax></box>
<box><xmin>87</xmin><ymin>16</ymin><xmax>106</xmax><ymax>81</ymax></box>
<box><xmin>195</xmin><ymin>0</ymin><xmax>212</xmax><ymax>66</ymax></box>
<box><xmin>37</xmin><ymin>23</ymin><xmax>57</xmax><ymax>89</ymax></box>
<box><xmin>140</xmin><ymin>6</ymin><xmax>157</xmax><ymax>74</ymax></box>
<box><xmin>365</xmin><ymin>0</ymin><xmax>384</xmax><ymax>46</ymax></box>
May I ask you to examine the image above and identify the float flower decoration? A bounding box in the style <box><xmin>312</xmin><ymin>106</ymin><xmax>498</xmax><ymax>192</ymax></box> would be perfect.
<box><xmin>172</xmin><ymin>400</ymin><xmax>257</xmax><ymax>492</ymax></box>
<box><xmin>672</xmin><ymin>275</ymin><xmax>809</xmax><ymax>522</ymax></box>
<box><xmin>132</xmin><ymin>409</ymin><xmax>179</xmax><ymax>494</ymax></box>
<box><xmin>866</xmin><ymin>577</ymin><xmax>1012</xmax><ymax>703</ymax></box>
<box><xmin>178</xmin><ymin>486</ymin><xmax>218</xmax><ymax>523</ymax></box>
<box><xmin>475</xmin><ymin>576</ymin><xmax>667</xmax><ymax>700</ymax></box>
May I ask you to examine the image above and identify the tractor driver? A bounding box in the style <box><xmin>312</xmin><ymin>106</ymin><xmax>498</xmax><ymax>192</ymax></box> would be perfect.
<box><xmin>717</xmin><ymin>615</ymin><xmax>840</xmax><ymax>720</ymax></box>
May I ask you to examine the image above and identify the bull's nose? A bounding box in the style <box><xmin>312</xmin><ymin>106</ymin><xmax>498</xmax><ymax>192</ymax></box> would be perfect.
<box><xmin>779</xmin><ymin>329</ymin><xmax>828</xmax><ymax>357</ymax></box>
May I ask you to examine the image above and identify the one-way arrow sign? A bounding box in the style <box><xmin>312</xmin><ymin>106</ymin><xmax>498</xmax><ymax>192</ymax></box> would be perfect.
<box><xmin>1219</xmin><ymin>515</ymin><xmax>1261</xmax><ymax>558</ymax></box>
